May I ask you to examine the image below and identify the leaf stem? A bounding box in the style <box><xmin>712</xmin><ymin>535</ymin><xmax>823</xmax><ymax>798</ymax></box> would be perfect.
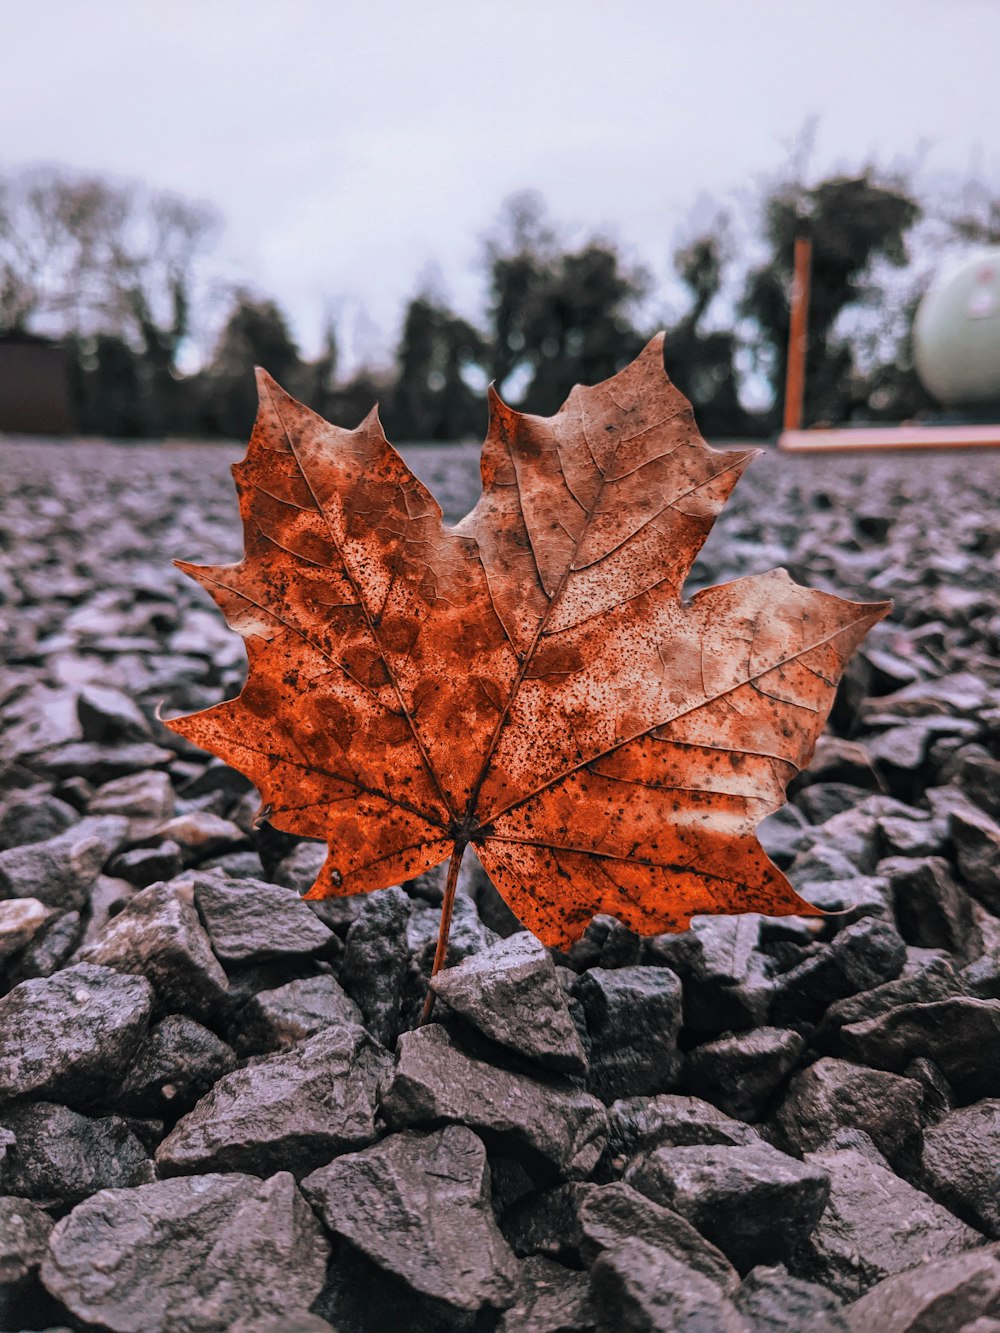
<box><xmin>419</xmin><ymin>841</ymin><xmax>467</xmax><ymax>1025</ymax></box>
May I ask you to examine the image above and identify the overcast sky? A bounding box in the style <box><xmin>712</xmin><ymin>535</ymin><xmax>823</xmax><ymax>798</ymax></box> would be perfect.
<box><xmin>6</xmin><ymin>0</ymin><xmax>1000</xmax><ymax>369</ymax></box>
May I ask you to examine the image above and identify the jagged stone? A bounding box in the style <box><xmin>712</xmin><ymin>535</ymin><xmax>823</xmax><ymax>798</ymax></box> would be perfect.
<box><xmin>227</xmin><ymin>974</ymin><xmax>362</xmax><ymax>1055</ymax></box>
<box><xmin>431</xmin><ymin>932</ymin><xmax>587</xmax><ymax>1075</ymax></box>
<box><xmin>590</xmin><ymin>1237</ymin><xmax>748</xmax><ymax>1332</ymax></box>
<box><xmin>846</xmin><ymin>1245</ymin><xmax>1000</xmax><ymax>1332</ymax></box>
<box><xmin>0</xmin><ymin>962</ymin><xmax>152</xmax><ymax>1106</ymax></box>
<box><xmin>40</xmin><ymin>1171</ymin><xmax>329</xmax><ymax>1332</ymax></box>
<box><xmin>78</xmin><ymin>879</ymin><xmax>229</xmax><ymax>1023</ymax></box>
<box><xmin>626</xmin><ymin>1139</ymin><xmax>830</xmax><ymax>1272</ymax></box>
<box><xmin>922</xmin><ymin>1100</ymin><xmax>1000</xmax><ymax>1238</ymax></box>
<box><xmin>684</xmin><ymin>1028</ymin><xmax>805</xmax><ymax>1122</ymax></box>
<box><xmin>193</xmin><ymin>874</ymin><xmax>333</xmax><ymax>964</ymax></box>
<box><xmin>156</xmin><ymin>1022</ymin><xmax>390</xmax><ymax>1178</ymax></box>
<box><xmin>0</xmin><ymin>1101</ymin><xmax>153</xmax><ymax>1205</ymax></box>
<box><xmin>572</xmin><ymin>966</ymin><xmax>682</xmax><ymax>1101</ymax></box>
<box><xmin>302</xmin><ymin>1126</ymin><xmax>518</xmax><ymax>1322</ymax></box>
<box><xmin>793</xmin><ymin>1140</ymin><xmax>984</xmax><ymax>1300</ymax></box>
<box><xmin>381</xmin><ymin>1023</ymin><xmax>607</xmax><ymax>1179</ymax></box>
<box><xmin>0</xmin><ymin>814</ymin><xmax>128</xmax><ymax>909</ymax></box>
<box><xmin>112</xmin><ymin>1014</ymin><xmax>239</xmax><ymax>1118</ymax></box>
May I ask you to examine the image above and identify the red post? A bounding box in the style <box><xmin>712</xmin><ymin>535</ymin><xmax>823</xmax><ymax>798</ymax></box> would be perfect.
<box><xmin>783</xmin><ymin>234</ymin><xmax>812</xmax><ymax>432</ymax></box>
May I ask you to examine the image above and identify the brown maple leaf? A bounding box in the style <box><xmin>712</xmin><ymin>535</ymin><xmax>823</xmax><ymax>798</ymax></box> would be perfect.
<box><xmin>165</xmin><ymin>334</ymin><xmax>888</xmax><ymax>981</ymax></box>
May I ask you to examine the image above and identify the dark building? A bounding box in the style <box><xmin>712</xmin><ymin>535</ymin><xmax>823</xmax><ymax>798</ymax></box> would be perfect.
<box><xmin>0</xmin><ymin>334</ymin><xmax>72</xmax><ymax>434</ymax></box>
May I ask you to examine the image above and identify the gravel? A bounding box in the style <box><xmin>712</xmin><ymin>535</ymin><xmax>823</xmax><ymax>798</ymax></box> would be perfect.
<box><xmin>2</xmin><ymin>435</ymin><xmax>999</xmax><ymax>1324</ymax></box>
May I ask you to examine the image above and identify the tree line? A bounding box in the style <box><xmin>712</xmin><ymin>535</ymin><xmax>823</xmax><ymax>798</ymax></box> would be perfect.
<box><xmin>1</xmin><ymin>159</ymin><xmax>997</xmax><ymax>441</ymax></box>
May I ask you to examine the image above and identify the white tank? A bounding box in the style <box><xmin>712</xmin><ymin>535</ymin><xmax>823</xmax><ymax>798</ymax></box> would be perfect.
<box><xmin>914</xmin><ymin>248</ymin><xmax>1000</xmax><ymax>406</ymax></box>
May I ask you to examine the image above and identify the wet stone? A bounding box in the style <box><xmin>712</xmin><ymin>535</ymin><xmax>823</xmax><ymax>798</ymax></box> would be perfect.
<box><xmin>604</xmin><ymin>1093</ymin><xmax>761</xmax><ymax>1173</ymax></box>
<box><xmin>589</xmin><ymin>1237</ymin><xmax>748</xmax><ymax>1333</ymax></box>
<box><xmin>844</xmin><ymin>1245</ymin><xmax>1000</xmax><ymax>1332</ymax></box>
<box><xmin>498</xmin><ymin>1255</ymin><xmax>595</xmax><ymax>1333</ymax></box>
<box><xmin>431</xmin><ymin>932</ymin><xmax>588</xmax><ymax>1075</ymax></box>
<box><xmin>78</xmin><ymin>879</ymin><xmax>230</xmax><ymax>1024</ymax></box>
<box><xmin>626</xmin><ymin>1139</ymin><xmax>830</xmax><ymax>1273</ymax></box>
<box><xmin>193</xmin><ymin>874</ymin><xmax>334</xmax><ymax>964</ymax></box>
<box><xmin>813</xmin><ymin>953</ymin><xmax>963</xmax><ymax>1054</ymax></box>
<box><xmin>112</xmin><ymin>1015</ymin><xmax>239</xmax><ymax>1119</ymax></box>
<box><xmin>838</xmin><ymin>998</ymin><xmax>1000</xmax><ymax>1102</ymax></box>
<box><xmin>774</xmin><ymin>1057</ymin><xmax>924</xmax><ymax>1170</ymax></box>
<box><xmin>338</xmin><ymin>885</ymin><xmax>411</xmax><ymax>1047</ymax></box>
<box><xmin>770</xmin><ymin>916</ymin><xmax>906</xmax><ymax>1026</ymax></box>
<box><xmin>793</xmin><ymin>1140</ymin><xmax>984</xmax><ymax>1300</ymax></box>
<box><xmin>883</xmin><ymin>855</ymin><xmax>983</xmax><ymax>963</ymax></box>
<box><xmin>735</xmin><ymin>1263</ymin><xmax>849</xmax><ymax>1332</ymax></box>
<box><xmin>88</xmin><ymin>769</ymin><xmax>176</xmax><ymax>819</ymax></box>
<box><xmin>0</xmin><ymin>962</ymin><xmax>152</xmax><ymax>1107</ymax></box>
<box><xmin>0</xmin><ymin>792</ymin><xmax>78</xmax><ymax>850</ymax></box>
<box><xmin>156</xmin><ymin>1022</ymin><xmax>391</xmax><ymax>1178</ymax></box>
<box><xmin>77</xmin><ymin>683</ymin><xmax>151</xmax><ymax>741</ymax></box>
<box><xmin>951</xmin><ymin>807</ymin><xmax>1000</xmax><ymax>914</ymax></box>
<box><xmin>684</xmin><ymin>1027</ymin><xmax>805</xmax><ymax>1122</ymax></box>
<box><xmin>108</xmin><ymin>840</ymin><xmax>184</xmax><ymax>887</ymax></box>
<box><xmin>381</xmin><ymin>1023</ymin><xmax>608</xmax><ymax>1180</ymax></box>
<box><xmin>0</xmin><ymin>814</ymin><xmax>128</xmax><ymax>910</ymax></box>
<box><xmin>40</xmin><ymin>1171</ymin><xmax>330</xmax><ymax>1333</ymax></box>
<box><xmin>0</xmin><ymin>1101</ymin><xmax>153</xmax><ymax>1206</ymax></box>
<box><xmin>302</xmin><ymin>1126</ymin><xmax>518</xmax><ymax>1323</ymax></box>
<box><xmin>922</xmin><ymin>1100</ymin><xmax>1000</xmax><ymax>1238</ymax></box>
<box><xmin>0</xmin><ymin>1194</ymin><xmax>53</xmax><ymax>1284</ymax></box>
<box><xmin>648</xmin><ymin>915</ymin><xmax>773</xmax><ymax>1035</ymax></box>
<box><xmin>571</xmin><ymin>965</ymin><xmax>682</xmax><ymax>1101</ymax></box>
<box><xmin>228</xmin><ymin>973</ymin><xmax>362</xmax><ymax>1056</ymax></box>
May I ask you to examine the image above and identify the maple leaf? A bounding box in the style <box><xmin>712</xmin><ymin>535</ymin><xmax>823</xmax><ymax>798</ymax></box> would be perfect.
<box><xmin>165</xmin><ymin>335</ymin><xmax>888</xmax><ymax>971</ymax></box>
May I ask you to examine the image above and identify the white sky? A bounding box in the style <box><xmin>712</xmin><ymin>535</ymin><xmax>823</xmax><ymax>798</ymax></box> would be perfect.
<box><xmin>5</xmin><ymin>0</ymin><xmax>1000</xmax><ymax>370</ymax></box>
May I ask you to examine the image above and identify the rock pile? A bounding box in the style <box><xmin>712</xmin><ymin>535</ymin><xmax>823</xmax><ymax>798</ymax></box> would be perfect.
<box><xmin>1</xmin><ymin>438</ymin><xmax>1000</xmax><ymax>1331</ymax></box>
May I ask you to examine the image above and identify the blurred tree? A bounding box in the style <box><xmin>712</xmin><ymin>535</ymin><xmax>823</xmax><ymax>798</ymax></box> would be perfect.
<box><xmin>203</xmin><ymin>291</ymin><xmax>302</xmax><ymax>437</ymax></box>
<box><xmin>385</xmin><ymin>294</ymin><xmax>486</xmax><ymax>440</ymax></box>
<box><xmin>739</xmin><ymin>171</ymin><xmax>921</xmax><ymax>428</ymax></box>
<box><xmin>661</xmin><ymin>230</ymin><xmax>748</xmax><ymax>436</ymax></box>
<box><xmin>483</xmin><ymin>192</ymin><xmax>649</xmax><ymax>415</ymax></box>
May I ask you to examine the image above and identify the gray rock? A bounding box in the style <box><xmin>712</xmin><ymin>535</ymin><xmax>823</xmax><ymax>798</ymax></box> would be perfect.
<box><xmin>626</xmin><ymin>1139</ymin><xmax>830</xmax><ymax>1272</ymax></box>
<box><xmin>228</xmin><ymin>974</ymin><xmax>362</xmax><ymax>1055</ymax></box>
<box><xmin>684</xmin><ymin>1028</ymin><xmax>805</xmax><ymax>1122</ymax></box>
<box><xmin>193</xmin><ymin>874</ymin><xmax>333</xmax><ymax>964</ymax></box>
<box><xmin>953</xmin><ymin>746</ymin><xmax>1000</xmax><ymax>821</ymax></box>
<box><xmin>846</xmin><ymin>1245</ymin><xmax>1000</xmax><ymax>1332</ymax></box>
<box><xmin>504</xmin><ymin>1179</ymin><xmax>738</xmax><ymax>1294</ymax></box>
<box><xmin>0</xmin><ymin>792</ymin><xmax>78</xmax><ymax>849</ymax></box>
<box><xmin>302</xmin><ymin>1126</ymin><xmax>518</xmax><ymax>1320</ymax></box>
<box><xmin>605</xmin><ymin>1094</ymin><xmax>761</xmax><ymax>1171</ymax></box>
<box><xmin>32</xmin><ymin>739</ymin><xmax>175</xmax><ymax>784</ymax></box>
<box><xmin>0</xmin><ymin>962</ymin><xmax>152</xmax><ymax>1106</ymax></box>
<box><xmin>590</xmin><ymin>1237</ymin><xmax>749</xmax><ymax>1332</ymax></box>
<box><xmin>0</xmin><ymin>1193</ymin><xmax>53</xmax><ymax>1283</ymax></box>
<box><xmin>814</xmin><ymin>954</ymin><xmax>963</xmax><ymax>1053</ymax></box>
<box><xmin>6</xmin><ymin>907</ymin><xmax>82</xmax><ymax>981</ymax></box>
<box><xmin>883</xmin><ymin>855</ymin><xmax>983</xmax><ymax>962</ymax></box>
<box><xmin>89</xmin><ymin>769</ymin><xmax>175</xmax><ymax>819</ymax></box>
<box><xmin>952</xmin><ymin>807</ymin><xmax>1000</xmax><ymax>914</ymax></box>
<box><xmin>774</xmin><ymin>1057</ymin><xmax>924</xmax><ymax>1169</ymax></box>
<box><xmin>270</xmin><ymin>840</ymin><xmax>327</xmax><ymax>893</ymax></box>
<box><xmin>838</xmin><ymin>999</ymin><xmax>1000</xmax><ymax>1102</ymax></box>
<box><xmin>0</xmin><ymin>814</ymin><xmax>128</xmax><ymax>909</ymax></box>
<box><xmin>771</xmin><ymin>917</ymin><xmax>906</xmax><ymax>1025</ymax></box>
<box><xmin>157</xmin><ymin>1022</ymin><xmax>390</xmax><ymax>1178</ymax></box>
<box><xmin>571</xmin><ymin>966</ymin><xmax>682</xmax><ymax>1102</ymax></box>
<box><xmin>41</xmin><ymin>1171</ymin><xmax>329</xmax><ymax>1333</ymax></box>
<box><xmin>108</xmin><ymin>840</ymin><xmax>184</xmax><ymax>886</ymax></box>
<box><xmin>499</xmin><ymin>1255</ymin><xmax>595</xmax><ymax>1333</ymax></box>
<box><xmin>78</xmin><ymin>879</ymin><xmax>229</xmax><ymax>1023</ymax></box>
<box><xmin>795</xmin><ymin>873</ymin><xmax>894</xmax><ymax>924</ymax></box>
<box><xmin>0</xmin><ymin>897</ymin><xmax>54</xmax><ymax>962</ymax></box>
<box><xmin>77</xmin><ymin>683</ymin><xmax>151</xmax><ymax>741</ymax></box>
<box><xmin>922</xmin><ymin>1100</ymin><xmax>1000</xmax><ymax>1238</ymax></box>
<box><xmin>877</xmin><ymin>814</ymin><xmax>943</xmax><ymax>859</ymax></box>
<box><xmin>381</xmin><ymin>1024</ymin><xmax>607</xmax><ymax>1179</ymax></box>
<box><xmin>0</xmin><ymin>1101</ymin><xmax>153</xmax><ymax>1205</ymax></box>
<box><xmin>735</xmin><ymin>1264</ymin><xmax>849</xmax><ymax>1332</ymax></box>
<box><xmin>156</xmin><ymin>812</ymin><xmax>247</xmax><ymax>862</ymax></box>
<box><xmin>338</xmin><ymin>885</ymin><xmax>411</xmax><ymax>1047</ymax></box>
<box><xmin>113</xmin><ymin>1015</ymin><xmax>239</xmax><ymax>1118</ymax></box>
<box><xmin>647</xmin><ymin>915</ymin><xmax>773</xmax><ymax>1034</ymax></box>
<box><xmin>793</xmin><ymin>1142</ymin><xmax>985</xmax><ymax>1300</ymax></box>
<box><xmin>430</xmin><ymin>932</ymin><xmax>587</xmax><ymax>1075</ymax></box>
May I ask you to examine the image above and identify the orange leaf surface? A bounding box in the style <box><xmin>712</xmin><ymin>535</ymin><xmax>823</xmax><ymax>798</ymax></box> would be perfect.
<box><xmin>166</xmin><ymin>336</ymin><xmax>889</xmax><ymax>949</ymax></box>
